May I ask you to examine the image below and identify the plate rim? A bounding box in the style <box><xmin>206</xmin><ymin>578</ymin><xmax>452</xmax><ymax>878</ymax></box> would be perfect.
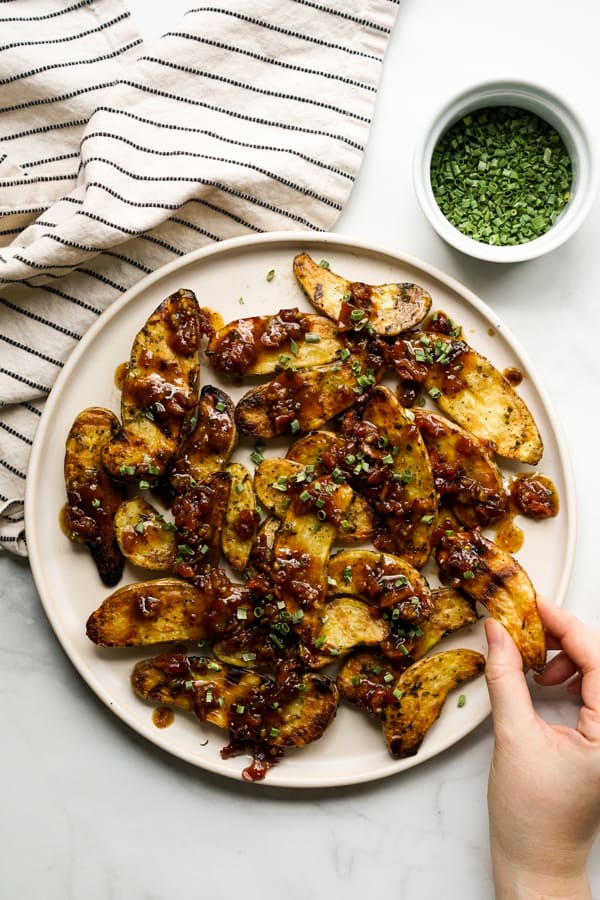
<box><xmin>25</xmin><ymin>229</ymin><xmax>577</xmax><ymax>788</ymax></box>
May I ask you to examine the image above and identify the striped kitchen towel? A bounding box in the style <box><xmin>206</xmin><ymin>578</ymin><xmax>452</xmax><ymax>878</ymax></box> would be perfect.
<box><xmin>0</xmin><ymin>0</ymin><xmax>400</xmax><ymax>556</ymax></box>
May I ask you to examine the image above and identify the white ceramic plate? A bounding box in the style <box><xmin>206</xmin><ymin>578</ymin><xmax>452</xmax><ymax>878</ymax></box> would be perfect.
<box><xmin>26</xmin><ymin>231</ymin><xmax>575</xmax><ymax>788</ymax></box>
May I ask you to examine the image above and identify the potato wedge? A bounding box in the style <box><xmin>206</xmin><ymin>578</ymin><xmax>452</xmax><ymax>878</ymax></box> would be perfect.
<box><xmin>172</xmin><ymin>471</ymin><xmax>231</xmax><ymax>576</ymax></box>
<box><xmin>326</xmin><ymin>549</ymin><xmax>432</xmax><ymax>621</ymax></box>
<box><xmin>234</xmin><ymin>348</ymin><xmax>384</xmax><ymax>440</ymax></box>
<box><xmin>86</xmin><ymin>577</ymin><xmax>211</xmax><ymax>646</ymax></box>
<box><xmin>131</xmin><ymin>652</ymin><xmax>264</xmax><ymax>728</ymax></box>
<box><xmin>435</xmin><ymin>529</ymin><xmax>546</xmax><ymax>671</ymax></box>
<box><xmin>293</xmin><ymin>252</ymin><xmax>432</xmax><ymax>336</ymax></box>
<box><xmin>169</xmin><ymin>385</ymin><xmax>237</xmax><ymax>492</ymax></box>
<box><xmin>63</xmin><ymin>406</ymin><xmax>126</xmax><ymax>586</ymax></box>
<box><xmin>413</xmin><ymin>408</ymin><xmax>508</xmax><ymax>527</ymax></box>
<box><xmin>220</xmin><ymin>462</ymin><xmax>259</xmax><ymax>571</ymax></box>
<box><xmin>393</xmin><ymin>331</ymin><xmax>543</xmax><ymax>464</ymax></box>
<box><xmin>131</xmin><ymin>652</ymin><xmax>338</xmax><ymax>752</ymax></box>
<box><xmin>243</xmin><ymin>515</ymin><xmax>280</xmax><ymax>581</ymax></box>
<box><xmin>358</xmin><ymin>386</ymin><xmax>437</xmax><ymax>568</ymax></box>
<box><xmin>102</xmin><ymin>289</ymin><xmax>201</xmax><ymax>482</ymax></box>
<box><xmin>207</xmin><ymin>309</ymin><xmax>345</xmax><ymax>376</ymax></box>
<box><xmin>114</xmin><ymin>497</ymin><xmax>176</xmax><ymax>571</ymax></box>
<box><xmin>405</xmin><ymin>587</ymin><xmax>477</xmax><ymax>661</ymax></box>
<box><xmin>382</xmin><ymin>648</ymin><xmax>485</xmax><ymax>758</ymax></box>
<box><xmin>300</xmin><ymin>597</ymin><xmax>389</xmax><ymax>669</ymax></box>
<box><xmin>271</xmin><ymin>479</ymin><xmax>353</xmax><ymax>641</ymax></box>
<box><xmin>254</xmin><ymin>456</ymin><xmax>376</xmax><ymax>543</ymax></box>
<box><xmin>337</xmin><ymin>649</ymin><xmax>399</xmax><ymax>715</ymax></box>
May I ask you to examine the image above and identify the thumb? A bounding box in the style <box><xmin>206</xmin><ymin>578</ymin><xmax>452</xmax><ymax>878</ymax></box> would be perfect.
<box><xmin>485</xmin><ymin>617</ymin><xmax>536</xmax><ymax>737</ymax></box>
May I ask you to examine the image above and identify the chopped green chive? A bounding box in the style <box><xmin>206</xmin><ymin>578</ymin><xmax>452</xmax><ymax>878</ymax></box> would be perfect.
<box><xmin>430</xmin><ymin>106</ymin><xmax>572</xmax><ymax>246</ymax></box>
<box><xmin>266</xmin><ymin>269</ymin><xmax>275</xmax><ymax>281</ymax></box>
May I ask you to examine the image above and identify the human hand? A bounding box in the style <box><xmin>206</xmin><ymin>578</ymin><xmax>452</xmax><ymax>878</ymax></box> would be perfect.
<box><xmin>485</xmin><ymin>598</ymin><xmax>600</xmax><ymax>899</ymax></box>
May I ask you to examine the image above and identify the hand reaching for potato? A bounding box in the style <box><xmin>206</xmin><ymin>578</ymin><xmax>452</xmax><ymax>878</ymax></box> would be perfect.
<box><xmin>485</xmin><ymin>599</ymin><xmax>600</xmax><ymax>900</ymax></box>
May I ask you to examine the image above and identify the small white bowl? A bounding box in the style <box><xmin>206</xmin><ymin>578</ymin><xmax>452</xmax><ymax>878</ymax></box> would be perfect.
<box><xmin>413</xmin><ymin>80</ymin><xmax>597</xmax><ymax>262</ymax></box>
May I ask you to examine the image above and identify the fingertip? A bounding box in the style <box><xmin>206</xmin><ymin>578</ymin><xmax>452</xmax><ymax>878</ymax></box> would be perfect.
<box><xmin>484</xmin><ymin>616</ymin><xmax>506</xmax><ymax>648</ymax></box>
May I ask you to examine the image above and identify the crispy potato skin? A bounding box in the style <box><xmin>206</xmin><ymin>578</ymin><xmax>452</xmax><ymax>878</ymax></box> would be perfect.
<box><xmin>207</xmin><ymin>310</ymin><xmax>345</xmax><ymax>376</ymax></box>
<box><xmin>393</xmin><ymin>331</ymin><xmax>543</xmax><ymax>464</ymax></box>
<box><xmin>435</xmin><ymin>529</ymin><xmax>546</xmax><ymax>671</ymax></box>
<box><xmin>382</xmin><ymin>648</ymin><xmax>485</xmax><ymax>758</ymax></box>
<box><xmin>63</xmin><ymin>406</ymin><xmax>126</xmax><ymax>586</ymax></box>
<box><xmin>293</xmin><ymin>252</ymin><xmax>432</xmax><ymax>336</ymax></box>
<box><xmin>86</xmin><ymin>578</ymin><xmax>211</xmax><ymax>646</ymax></box>
<box><xmin>102</xmin><ymin>289</ymin><xmax>202</xmax><ymax>482</ymax></box>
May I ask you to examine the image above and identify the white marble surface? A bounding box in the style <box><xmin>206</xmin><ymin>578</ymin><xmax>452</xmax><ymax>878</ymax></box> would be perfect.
<box><xmin>3</xmin><ymin>1</ymin><xmax>600</xmax><ymax>897</ymax></box>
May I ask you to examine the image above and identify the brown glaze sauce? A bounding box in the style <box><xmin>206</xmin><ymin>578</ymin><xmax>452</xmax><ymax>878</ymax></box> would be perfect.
<box><xmin>503</xmin><ymin>367</ymin><xmax>523</xmax><ymax>387</ymax></box>
<box><xmin>152</xmin><ymin>707</ymin><xmax>175</xmax><ymax>729</ymax></box>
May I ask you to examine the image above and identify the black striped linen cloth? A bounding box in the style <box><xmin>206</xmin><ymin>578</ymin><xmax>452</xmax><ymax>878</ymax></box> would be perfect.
<box><xmin>0</xmin><ymin>0</ymin><xmax>400</xmax><ymax>556</ymax></box>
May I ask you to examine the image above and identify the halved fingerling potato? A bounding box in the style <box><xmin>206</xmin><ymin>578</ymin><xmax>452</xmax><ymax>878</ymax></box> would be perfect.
<box><xmin>360</xmin><ymin>386</ymin><xmax>438</xmax><ymax>568</ymax></box>
<box><xmin>396</xmin><ymin>331</ymin><xmax>543</xmax><ymax>464</ymax></box>
<box><xmin>86</xmin><ymin>577</ymin><xmax>211</xmax><ymax>646</ymax></box>
<box><xmin>382</xmin><ymin>648</ymin><xmax>485</xmax><ymax>758</ymax></box>
<box><xmin>413</xmin><ymin>408</ymin><xmax>508</xmax><ymax>527</ymax></box>
<box><xmin>406</xmin><ymin>587</ymin><xmax>477</xmax><ymax>660</ymax></box>
<box><xmin>221</xmin><ymin>462</ymin><xmax>259</xmax><ymax>571</ymax></box>
<box><xmin>234</xmin><ymin>350</ymin><xmax>385</xmax><ymax>440</ymax></box>
<box><xmin>172</xmin><ymin>471</ymin><xmax>231</xmax><ymax>576</ymax></box>
<box><xmin>435</xmin><ymin>529</ymin><xmax>546</xmax><ymax>671</ymax></box>
<box><xmin>207</xmin><ymin>309</ymin><xmax>346</xmax><ymax>376</ymax></box>
<box><xmin>300</xmin><ymin>597</ymin><xmax>390</xmax><ymax>669</ymax></box>
<box><xmin>114</xmin><ymin>497</ymin><xmax>176</xmax><ymax>571</ymax></box>
<box><xmin>272</xmin><ymin>480</ymin><xmax>353</xmax><ymax>641</ymax></box>
<box><xmin>102</xmin><ymin>289</ymin><xmax>202</xmax><ymax>482</ymax></box>
<box><xmin>131</xmin><ymin>652</ymin><xmax>338</xmax><ymax>750</ymax></box>
<box><xmin>254</xmin><ymin>456</ymin><xmax>375</xmax><ymax>543</ymax></box>
<box><xmin>336</xmin><ymin>650</ymin><xmax>398</xmax><ymax>715</ymax></box>
<box><xmin>169</xmin><ymin>385</ymin><xmax>237</xmax><ymax>492</ymax></box>
<box><xmin>293</xmin><ymin>252</ymin><xmax>432</xmax><ymax>336</ymax></box>
<box><xmin>326</xmin><ymin>548</ymin><xmax>432</xmax><ymax>621</ymax></box>
<box><xmin>63</xmin><ymin>406</ymin><xmax>126</xmax><ymax>586</ymax></box>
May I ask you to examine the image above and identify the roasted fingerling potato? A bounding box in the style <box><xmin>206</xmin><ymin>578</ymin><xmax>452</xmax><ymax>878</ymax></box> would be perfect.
<box><xmin>382</xmin><ymin>648</ymin><xmax>485</xmax><ymax>758</ymax></box>
<box><xmin>86</xmin><ymin>577</ymin><xmax>212</xmax><ymax>646</ymax></box>
<box><xmin>102</xmin><ymin>289</ymin><xmax>202</xmax><ymax>483</ymax></box>
<box><xmin>63</xmin><ymin>406</ymin><xmax>127</xmax><ymax>586</ymax></box>
<box><xmin>435</xmin><ymin>529</ymin><xmax>546</xmax><ymax>672</ymax></box>
<box><xmin>392</xmin><ymin>330</ymin><xmax>543</xmax><ymax>464</ymax></box>
<box><xmin>169</xmin><ymin>385</ymin><xmax>237</xmax><ymax>492</ymax></box>
<box><xmin>207</xmin><ymin>309</ymin><xmax>346</xmax><ymax>376</ymax></box>
<box><xmin>293</xmin><ymin>252</ymin><xmax>432</xmax><ymax>336</ymax></box>
<box><xmin>114</xmin><ymin>496</ymin><xmax>176</xmax><ymax>571</ymax></box>
<box><xmin>61</xmin><ymin>253</ymin><xmax>559</xmax><ymax>780</ymax></box>
<box><xmin>234</xmin><ymin>348</ymin><xmax>385</xmax><ymax>440</ymax></box>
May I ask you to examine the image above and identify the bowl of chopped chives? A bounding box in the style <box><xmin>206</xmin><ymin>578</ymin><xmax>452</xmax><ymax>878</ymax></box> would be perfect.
<box><xmin>413</xmin><ymin>80</ymin><xmax>596</xmax><ymax>262</ymax></box>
